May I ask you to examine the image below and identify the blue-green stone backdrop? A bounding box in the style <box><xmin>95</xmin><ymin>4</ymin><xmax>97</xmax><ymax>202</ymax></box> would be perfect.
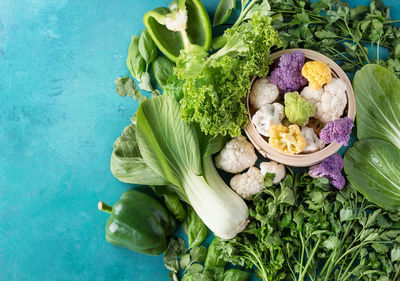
<box><xmin>0</xmin><ymin>0</ymin><xmax>398</xmax><ymax>280</ymax></box>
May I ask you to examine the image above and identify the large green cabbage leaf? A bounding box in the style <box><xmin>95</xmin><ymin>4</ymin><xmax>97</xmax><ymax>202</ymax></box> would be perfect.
<box><xmin>110</xmin><ymin>124</ymin><xmax>169</xmax><ymax>186</ymax></box>
<box><xmin>353</xmin><ymin>64</ymin><xmax>400</xmax><ymax>149</ymax></box>
<box><xmin>344</xmin><ymin>139</ymin><xmax>400</xmax><ymax>212</ymax></box>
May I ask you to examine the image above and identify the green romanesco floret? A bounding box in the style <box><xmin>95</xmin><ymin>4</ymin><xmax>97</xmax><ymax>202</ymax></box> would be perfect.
<box><xmin>284</xmin><ymin>91</ymin><xmax>316</xmax><ymax>126</ymax></box>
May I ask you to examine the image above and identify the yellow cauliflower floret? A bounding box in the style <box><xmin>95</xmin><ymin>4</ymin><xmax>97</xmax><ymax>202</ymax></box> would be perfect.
<box><xmin>268</xmin><ymin>124</ymin><xmax>306</xmax><ymax>155</ymax></box>
<box><xmin>301</xmin><ymin>61</ymin><xmax>332</xmax><ymax>90</ymax></box>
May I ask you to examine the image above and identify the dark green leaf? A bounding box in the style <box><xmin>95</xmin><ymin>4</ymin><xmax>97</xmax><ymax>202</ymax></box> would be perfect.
<box><xmin>114</xmin><ymin>76</ymin><xmax>146</xmax><ymax>102</ymax></box>
<box><xmin>264</xmin><ymin>172</ymin><xmax>275</xmax><ymax>188</ymax></box>
<box><xmin>180</xmin><ymin>253</ymin><xmax>191</xmax><ymax>270</ymax></box>
<box><xmin>186</xmin><ymin>263</ymin><xmax>204</xmax><ymax>274</ymax></box>
<box><xmin>138</xmin><ymin>29</ymin><xmax>157</xmax><ymax>65</ymax></box>
<box><xmin>183</xmin><ymin>207</ymin><xmax>208</xmax><ymax>248</ymax></box>
<box><xmin>164</xmin><ymin>193</ymin><xmax>187</xmax><ymax>221</ymax></box>
<box><xmin>164</xmin><ymin>238</ymin><xmax>187</xmax><ymax>273</ymax></box>
<box><xmin>205</xmin><ymin>238</ymin><xmax>227</xmax><ymax>268</ymax></box>
<box><xmin>190</xmin><ymin>246</ymin><xmax>207</xmax><ymax>263</ymax></box>
<box><xmin>203</xmin><ymin>267</ymin><xmax>224</xmax><ymax>281</ymax></box>
<box><xmin>315</xmin><ymin>30</ymin><xmax>337</xmax><ymax>39</ymax></box>
<box><xmin>153</xmin><ymin>56</ymin><xmax>175</xmax><ymax>89</ymax></box>
<box><xmin>223</xmin><ymin>269</ymin><xmax>251</xmax><ymax>281</ymax></box>
<box><xmin>126</xmin><ymin>35</ymin><xmax>145</xmax><ymax>81</ymax></box>
<box><xmin>213</xmin><ymin>0</ymin><xmax>236</xmax><ymax>27</ymax></box>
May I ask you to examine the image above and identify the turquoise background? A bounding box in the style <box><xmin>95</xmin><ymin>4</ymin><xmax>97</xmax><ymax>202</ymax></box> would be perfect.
<box><xmin>0</xmin><ymin>0</ymin><xmax>398</xmax><ymax>280</ymax></box>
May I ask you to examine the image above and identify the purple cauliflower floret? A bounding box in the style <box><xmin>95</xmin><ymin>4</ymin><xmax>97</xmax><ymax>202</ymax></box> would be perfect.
<box><xmin>320</xmin><ymin>117</ymin><xmax>354</xmax><ymax>146</ymax></box>
<box><xmin>269</xmin><ymin>51</ymin><xmax>308</xmax><ymax>94</ymax></box>
<box><xmin>309</xmin><ymin>153</ymin><xmax>345</xmax><ymax>190</ymax></box>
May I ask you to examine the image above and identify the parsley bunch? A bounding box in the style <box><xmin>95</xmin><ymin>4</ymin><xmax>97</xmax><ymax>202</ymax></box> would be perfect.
<box><xmin>269</xmin><ymin>0</ymin><xmax>400</xmax><ymax>76</ymax></box>
<box><xmin>218</xmin><ymin>172</ymin><xmax>400</xmax><ymax>281</ymax></box>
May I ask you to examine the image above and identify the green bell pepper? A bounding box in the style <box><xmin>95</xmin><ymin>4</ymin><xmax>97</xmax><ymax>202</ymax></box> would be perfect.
<box><xmin>98</xmin><ymin>189</ymin><xmax>176</xmax><ymax>255</ymax></box>
<box><xmin>143</xmin><ymin>0</ymin><xmax>212</xmax><ymax>62</ymax></box>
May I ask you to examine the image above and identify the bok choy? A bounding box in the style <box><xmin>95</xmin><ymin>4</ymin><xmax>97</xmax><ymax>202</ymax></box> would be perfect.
<box><xmin>112</xmin><ymin>95</ymin><xmax>249</xmax><ymax>239</ymax></box>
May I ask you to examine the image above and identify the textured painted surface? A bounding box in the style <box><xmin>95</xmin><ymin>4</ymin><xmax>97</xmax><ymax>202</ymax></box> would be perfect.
<box><xmin>0</xmin><ymin>0</ymin><xmax>398</xmax><ymax>281</ymax></box>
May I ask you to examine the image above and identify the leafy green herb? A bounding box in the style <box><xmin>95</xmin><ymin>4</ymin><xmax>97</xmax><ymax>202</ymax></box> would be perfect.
<box><xmin>218</xmin><ymin>173</ymin><xmax>400</xmax><ymax>281</ymax></box>
<box><xmin>263</xmin><ymin>172</ymin><xmax>275</xmax><ymax>188</ymax></box>
<box><xmin>164</xmin><ymin>238</ymin><xmax>187</xmax><ymax>274</ymax></box>
<box><xmin>223</xmin><ymin>269</ymin><xmax>251</xmax><ymax>281</ymax></box>
<box><xmin>138</xmin><ymin>29</ymin><xmax>157</xmax><ymax>66</ymax></box>
<box><xmin>126</xmin><ymin>35</ymin><xmax>145</xmax><ymax>81</ymax></box>
<box><xmin>183</xmin><ymin>207</ymin><xmax>208</xmax><ymax>248</ymax></box>
<box><xmin>205</xmin><ymin>238</ymin><xmax>227</xmax><ymax>268</ymax></box>
<box><xmin>114</xmin><ymin>76</ymin><xmax>146</xmax><ymax>102</ymax></box>
<box><xmin>213</xmin><ymin>0</ymin><xmax>236</xmax><ymax>27</ymax></box>
<box><xmin>152</xmin><ymin>56</ymin><xmax>175</xmax><ymax>89</ymax></box>
<box><xmin>164</xmin><ymin>237</ymin><xmax>250</xmax><ymax>281</ymax></box>
<box><xmin>267</xmin><ymin>0</ymin><xmax>400</xmax><ymax>76</ymax></box>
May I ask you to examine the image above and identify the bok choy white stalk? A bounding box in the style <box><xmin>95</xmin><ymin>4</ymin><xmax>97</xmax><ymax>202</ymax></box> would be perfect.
<box><xmin>135</xmin><ymin>96</ymin><xmax>249</xmax><ymax>239</ymax></box>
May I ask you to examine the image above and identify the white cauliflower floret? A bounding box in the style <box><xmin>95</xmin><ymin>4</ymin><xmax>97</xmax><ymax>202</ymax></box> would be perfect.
<box><xmin>215</xmin><ymin>136</ymin><xmax>257</xmax><ymax>173</ymax></box>
<box><xmin>319</xmin><ymin>78</ymin><xmax>347</xmax><ymax>123</ymax></box>
<box><xmin>252</xmin><ymin>103</ymin><xmax>285</xmax><ymax>137</ymax></box>
<box><xmin>300</xmin><ymin>78</ymin><xmax>347</xmax><ymax>124</ymax></box>
<box><xmin>230</xmin><ymin>167</ymin><xmax>264</xmax><ymax>200</ymax></box>
<box><xmin>250</xmin><ymin>77</ymin><xmax>279</xmax><ymax>110</ymax></box>
<box><xmin>259</xmin><ymin>161</ymin><xmax>286</xmax><ymax>184</ymax></box>
<box><xmin>301</xmin><ymin>126</ymin><xmax>325</xmax><ymax>153</ymax></box>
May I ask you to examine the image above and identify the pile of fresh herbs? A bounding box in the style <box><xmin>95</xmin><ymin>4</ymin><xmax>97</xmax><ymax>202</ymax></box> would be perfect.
<box><xmin>217</xmin><ymin>172</ymin><xmax>400</xmax><ymax>281</ymax></box>
<box><xmin>267</xmin><ymin>0</ymin><xmax>400</xmax><ymax>76</ymax></box>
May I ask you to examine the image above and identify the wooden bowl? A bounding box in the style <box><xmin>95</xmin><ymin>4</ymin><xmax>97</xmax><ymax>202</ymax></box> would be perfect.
<box><xmin>244</xmin><ymin>49</ymin><xmax>356</xmax><ymax>167</ymax></box>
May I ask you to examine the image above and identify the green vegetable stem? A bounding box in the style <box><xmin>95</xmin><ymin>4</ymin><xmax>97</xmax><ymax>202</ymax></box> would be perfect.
<box><xmin>143</xmin><ymin>0</ymin><xmax>212</xmax><ymax>62</ymax></box>
<box><xmin>98</xmin><ymin>189</ymin><xmax>176</xmax><ymax>255</ymax></box>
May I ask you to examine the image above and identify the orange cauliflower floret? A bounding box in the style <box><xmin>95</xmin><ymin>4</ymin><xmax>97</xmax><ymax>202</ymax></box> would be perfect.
<box><xmin>268</xmin><ymin>124</ymin><xmax>306</xmax><ymax>155</ymax></box>
<box><xmin>301</xmin><ymin>61</ymin><xmax>332</xmax><ymax>90</ymax></box>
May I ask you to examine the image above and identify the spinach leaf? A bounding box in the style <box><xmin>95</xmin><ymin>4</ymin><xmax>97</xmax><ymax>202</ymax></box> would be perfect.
<box><xmin>183</xmin><ymin>207</ymin><xmax>208</xmax><ymax>248</ymax></box>
<box><xmin>353</xmin><ymin>64</ymin><xmax>400</xmax><ymax>149</ymax></box>
<box><xmin>344</xmin><ymin>139</ymin><xmax>400</xmax><ymax>212</ymax></box>
<box><xmin>223</xmin><ymin>269</ymin><xmax>250</xmax><ymax>281</ymax></box>
<box><xmin>114</xmin><ymin>76</ymin><xmax>146</xmax><ymax>102</ymax></box>
<box><xmin>152</xmin><ymin>56</ymin><xmax>175</xmax><ymax>89</ymax></box>
<box><xmin>164</xmin><ymin>193</ymin><xmax>187</xmax><ymax>221</ymax></box>
<box><xmin>213</xmin><ymin>0</ymin><xmax>236</xmax><ymax>27</ymax></box>
<box><xmin>126</xmin><ymin>35</ymin><xmax>145</xmax><ymax>81</ymax></box>
<box><xmin>110</xmin><ymin>124</ymin><xmax>169</xmax><ymax>186</ymax></box>
<box><xmin>138</xmin><ymin>29</ymin><xmax>157</xmax><ymax>65</ymax></box>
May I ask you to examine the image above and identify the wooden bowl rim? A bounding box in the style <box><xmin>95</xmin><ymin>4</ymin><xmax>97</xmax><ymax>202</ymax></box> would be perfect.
<box><xmin>244</xmin><ymin>48</ymin><xmax>356</xmax><ymax>167</ymax></box>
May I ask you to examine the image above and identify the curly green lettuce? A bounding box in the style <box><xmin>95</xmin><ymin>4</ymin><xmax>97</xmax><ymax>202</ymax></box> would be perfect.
<box><xmin>175</xmin><ymin>15</ymin><xmax>280</xmax><ymax>137</ymax></box>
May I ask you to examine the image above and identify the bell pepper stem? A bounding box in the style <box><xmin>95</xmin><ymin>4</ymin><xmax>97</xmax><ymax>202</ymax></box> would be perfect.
<box><xmin>98</xmin><ymin>201</ymin><xmax>113</xmax><ymax>214</ymax></box>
